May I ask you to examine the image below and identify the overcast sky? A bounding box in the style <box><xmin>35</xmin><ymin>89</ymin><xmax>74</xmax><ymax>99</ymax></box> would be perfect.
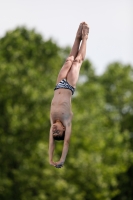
<box><xmin>0</xmin><ymin>0</ymin><xmax>133</xmax><ymax>74</ymax></box>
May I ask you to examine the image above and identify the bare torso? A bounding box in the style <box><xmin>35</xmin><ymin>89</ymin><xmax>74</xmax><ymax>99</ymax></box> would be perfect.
<box><xmin>50</xmin><ymin>89</ymin><xmax>73</xmax><ymax>125</ymax></box>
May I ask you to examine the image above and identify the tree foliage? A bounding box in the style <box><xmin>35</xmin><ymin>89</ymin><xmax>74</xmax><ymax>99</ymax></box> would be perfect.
<box><xmin>0</xmin><ymin>27</ymin><xmax>133</xmax><ymax>200</ymax></box>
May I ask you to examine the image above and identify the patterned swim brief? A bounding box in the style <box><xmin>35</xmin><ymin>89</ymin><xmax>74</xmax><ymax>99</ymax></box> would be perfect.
<box><xmin>54</xmin><ymin>79</ymin><xmax>75</xmax><ymax>95</ymax></box>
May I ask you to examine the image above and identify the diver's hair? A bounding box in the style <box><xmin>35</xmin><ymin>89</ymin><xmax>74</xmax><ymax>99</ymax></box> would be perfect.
<box><xmin>53</xmin><ymin>131</ymin><xmax>65</xmax><ymax>141</ymax></box>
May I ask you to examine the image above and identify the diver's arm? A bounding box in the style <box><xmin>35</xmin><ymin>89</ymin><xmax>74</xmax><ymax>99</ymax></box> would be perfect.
<box><xmin>55</xmin><ymin>123</ymin><xmax>72</xmax><ymax>168</ymax></box>
<box><xmin>49</xmin><ymin>126</ymin><xmax>56</xmax><ymax>166</ymax></box>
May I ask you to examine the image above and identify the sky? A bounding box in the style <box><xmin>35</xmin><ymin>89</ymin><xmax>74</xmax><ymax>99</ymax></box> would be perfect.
<box><xmin>0</xmin><ymin>0</ymin><xmax>133</xmax><ymax>74</ymax></box>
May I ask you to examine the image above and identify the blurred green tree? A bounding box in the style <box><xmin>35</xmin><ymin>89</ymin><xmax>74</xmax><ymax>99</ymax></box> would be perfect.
<box><xmin>0</xmin><ymin>27</ymin><xmax>133</xmax><ymax>200</ymax></box>
<box><xmin>0</xmin><ymin>27</ymin><xmax>63</xmax><ymax>200</ymax></box>
<box><xmin>99</xmin><ymin>62</ymin><xmax>133</xmax><ymax>200</ymax></box>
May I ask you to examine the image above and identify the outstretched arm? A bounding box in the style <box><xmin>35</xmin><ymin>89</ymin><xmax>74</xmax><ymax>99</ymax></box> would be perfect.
<box><xmin>55</xmin><ymin>123</ymin><xmax>72</xmax><ymax>168</ymax></box>
<box><xmin>49</xmin><ymin>126</ymin><xmax>56</xmax><ymax>166</ymax></box>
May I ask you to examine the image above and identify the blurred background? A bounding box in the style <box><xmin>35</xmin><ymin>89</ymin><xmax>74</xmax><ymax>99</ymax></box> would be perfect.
<box><xmin>0</xmin><ymin>0</ymin><xmax>133</xmax><ymax>200</ymax></box>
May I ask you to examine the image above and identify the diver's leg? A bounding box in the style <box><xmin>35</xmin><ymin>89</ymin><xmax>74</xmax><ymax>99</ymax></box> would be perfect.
<box><xmin>56</xmin><ymin>23</ymin><xmax>83</xmax><ymax>84</ymax></box>
<box><xmin>67</xmin><ymin>23</ymin><xmax>89</xmax><ymax>87</ymax></box>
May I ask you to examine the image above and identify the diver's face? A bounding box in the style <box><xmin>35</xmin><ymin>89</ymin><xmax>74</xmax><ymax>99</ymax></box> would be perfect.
<box><xmin>52</xmin><ymin>121</ymin><xmax>65</xmax><ymax>137</ymax></box>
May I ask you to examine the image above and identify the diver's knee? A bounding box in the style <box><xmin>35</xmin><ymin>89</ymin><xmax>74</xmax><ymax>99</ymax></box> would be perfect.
<box><xmin>74</xmin><ymin>55</ymin><xmax>83</xmax><ymax>64</ymax></box>
<box><xmin>65</xmin><ymin>56</ymin><xmax>74</xmax><ymax>63</ymax></box>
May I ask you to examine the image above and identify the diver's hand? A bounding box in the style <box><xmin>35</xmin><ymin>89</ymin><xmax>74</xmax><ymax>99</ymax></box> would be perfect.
<box><xmin>49</xmin><ymin>160</ymin><xmax>56</xmax><ymax>167</ymax></box>
<box><xmin>55</xmin><ymin>160</ymin><xmax>64</xmax><ymax>168</ymax></box>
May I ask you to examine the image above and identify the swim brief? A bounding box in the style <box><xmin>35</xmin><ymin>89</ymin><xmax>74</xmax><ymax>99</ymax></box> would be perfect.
<box><xmin>54</xmin><ymin>79</ymin><xmax>75</xmax><ymax>95</ymax></box>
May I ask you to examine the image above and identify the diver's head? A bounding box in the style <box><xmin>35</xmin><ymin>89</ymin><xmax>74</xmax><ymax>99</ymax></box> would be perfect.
<box><xmin>52</xmin><ymin>120</ymin><xmax>66</xmax><ymax>141</ymax></box>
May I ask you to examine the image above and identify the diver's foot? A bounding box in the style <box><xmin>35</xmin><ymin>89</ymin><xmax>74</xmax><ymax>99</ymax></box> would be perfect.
<box><xmin>76</xmin><ymin>22</ymin><xmax>84</xmax><ymax>40</ymax></box>
<box><xmin>82</xmin><ymin>23</ymin><xmax>89</xmax><ymax>40</ymax></box>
